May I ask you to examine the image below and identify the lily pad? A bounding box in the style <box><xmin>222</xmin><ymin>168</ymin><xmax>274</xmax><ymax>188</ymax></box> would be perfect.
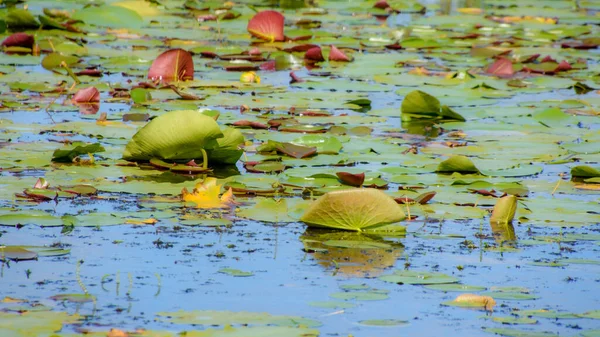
<box><xmin>300</xmin><ymin>189</ymin><xmax>406</xmax><ymax>231</ymax></box>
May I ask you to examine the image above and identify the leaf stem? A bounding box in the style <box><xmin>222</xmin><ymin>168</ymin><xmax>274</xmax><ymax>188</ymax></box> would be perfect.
<box><xmin>200</xmin><ymin>148</ymin><xmax>208</xmax><ymax>169</ymax></box>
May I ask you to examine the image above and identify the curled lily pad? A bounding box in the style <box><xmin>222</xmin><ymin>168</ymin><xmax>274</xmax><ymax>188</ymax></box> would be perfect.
<box><xmin>300</xmin><ymin>189</ymin><xmax>406</xmax><ymax>231</ymax></box>
<box><xmin>401</xmin><ymin>90</ymin><xmax>465</xmax><ymax>122</ymax></box>
<box><xmin>247</xmin><ymin>10</ymin><xmax>285</xmax><ymax>42</ymax></box>
<box><xmin>1</xmin><ymin>32</ymin><xmax>34</xmax><ymax>49</ymax></box>
<box><xmin>123</xmin><ymin>110</ymin><xmax>223</xmax><ymax>162</ymax></box>
<box><xmin>72</xmin><ymin>87</ymin><xmax>100</xmax><ymax>103</ymax></box>
<box><xmin>436</xmin><ymin>155</ymin><xmax>479</xmax><ymax>174</ymax></box>
<box><xmin>571</xmin><ymin>165</ymin><xmax>600</xmax><ymax>178</ymax></box>
<box><xmin>490</xmin><ymin>195</ymin><xmax>517</xmax><ymax>242</ymax></box>
<box><xmin>148</xmin><ymin>49</ymin><xmax>194</xmax><ymax>83</ymax></box>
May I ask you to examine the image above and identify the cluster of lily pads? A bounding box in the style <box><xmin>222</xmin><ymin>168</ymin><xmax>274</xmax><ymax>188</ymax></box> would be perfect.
<box><xmin>1</xmin><ymin>0</ymin><xmax>600</xmax><ymax>336</ymax></box>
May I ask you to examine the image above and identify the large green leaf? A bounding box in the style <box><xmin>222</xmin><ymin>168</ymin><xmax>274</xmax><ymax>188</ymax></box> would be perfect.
<box><xmin>436</xmin><ymin>155</ymin><xmax>480</xmax><ymax>173</ymax></box>
<box><xmin>72</xmin><ymin>5</ymin><xmax>143</xmax><ymax>29</ymax></box>
<box><xmin>571</xmin><ymin>165</ymin><xmax>600</xmax><ymax>178</ymax></box>
<box><xmin>206</xmin><ymin>127</ymin><xmax>245</xmax><ymax>165</ymax></box>
<box><xmin>300</xmin><ymin>189</ymin><xmax>406</xmax><ymax>231</ymax></box>
<box><xmin>401</xmin><ymin>90</ymin><xmax>466</xmax><ymax>122</ymax></box>
<box><xmin>123</xmin><ymin>110</ymin><xmax>223</xmax><ymax>161</ymax></box>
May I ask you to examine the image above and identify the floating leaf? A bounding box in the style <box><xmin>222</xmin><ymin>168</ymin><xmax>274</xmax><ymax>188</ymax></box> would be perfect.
<box><xmin>379</xmin><ymin>270</ymin><xmax>459</xmax><ymax>285</ymax></box>
<box><xmin>41</xmin><ymin>53</ymin><xmax>79</xmax><ymax>70</ymax></box>
<box><xmin>219</xmin><ymin>268</ymin><xmax>254</xmax><ymax>277</ymax></box>
<box><xmin>148</xmin><ymin>49</ymin><xmax>194</xmax><ymax>83</ymax></box>
<box><xmin>247</xmin><ymin>10</ymin><xmax>285</xmax><ymax>42</ymax></box>
<box><xmin>358</xmin><ymin>319</ymin><xmax>408</xmax><ymax>326</ymax></box>
<box><xmin>424</xmin><ymin>284</ymin><xmax>487</xmax><ymax>292</ymax></box>
<box><xmin>72</xmin><ymin>5</ymin><xmax>143</xmax><ymax>29</ymax></box>
<box><xmin>1</xmin><ymin>32</ymin><xmax>34</xmax><ymax>49</ymax></box>
<box><xmin>300</xmin><ymin>189</ymin><xmax>406</xmax><ymax>231</ymax></box>
<box><xmin>486</xmin><ymin>58</ymin><xmax>514</xmax><ymax>77</ymax></box>
<box><xmin>336</xmin><ymin>172</ymin><xmax>365</xmax><ymax>187</ymax></box>
<box><xmin>52</xmin><ymin>142</ymin><xmax>105</xmax><ymax>163</ymax></box>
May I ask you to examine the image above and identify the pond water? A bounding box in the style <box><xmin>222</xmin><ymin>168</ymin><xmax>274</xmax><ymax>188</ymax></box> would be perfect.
<box><xmin>0</xmin><ymin>0</ymin><xmax>599</xmax><ymax>337</ymax></box>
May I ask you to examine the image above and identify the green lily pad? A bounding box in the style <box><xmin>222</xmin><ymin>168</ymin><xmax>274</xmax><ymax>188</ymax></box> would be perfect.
<box><xmin>379</xmin><ymin>270</ymin><xmax>459</xmax><ymax>285</ymax></box>
<box><xmin>218</xmin><ymin>268</ymin><xmax>254</xmax><ymax>277</ymax></box>
<box><xmin>358</xmin><ymin>319</ymin><xmax>409</xmax><ymax>326</ymax></box>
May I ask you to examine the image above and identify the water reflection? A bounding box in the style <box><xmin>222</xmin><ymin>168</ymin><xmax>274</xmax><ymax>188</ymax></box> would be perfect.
<box><xmin>300</xmin><ymin>228</ymin><xmax>404</xmax><ymax>277</ymax></box>
<box><xmin>490</xmin><ymin>220</ymin><xmax>517</xmax><ymax>244</ymax></box>
<box><xmin>402</xmin><ymin>120</ymin><xmax>441</xmax><ymax>138</ymax></box>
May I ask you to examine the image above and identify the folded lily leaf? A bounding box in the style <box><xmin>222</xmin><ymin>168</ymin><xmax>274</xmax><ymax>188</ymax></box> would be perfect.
<box><xmin>123</xmin><ymin>110</ymin><xmax>223</xmax><ymax>161</ymax></box>
<box><xmin>300</xmin><ymin>189</ymin><xmax>406</xmax><ymax>231</ymax></box>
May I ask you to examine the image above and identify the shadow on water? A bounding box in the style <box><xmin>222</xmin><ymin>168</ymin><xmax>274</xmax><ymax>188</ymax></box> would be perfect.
<box><xmin>300</xmin><ymin>228</ymin><xmax>405</xmax><ymax>277</ymax></box>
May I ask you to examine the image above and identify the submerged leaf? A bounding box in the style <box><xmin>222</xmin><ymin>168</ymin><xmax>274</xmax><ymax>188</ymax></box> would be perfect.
<box><xmin>300</xmin><ymin>189</ymin><xmax>406</xmax><ymax>231</ymax></box>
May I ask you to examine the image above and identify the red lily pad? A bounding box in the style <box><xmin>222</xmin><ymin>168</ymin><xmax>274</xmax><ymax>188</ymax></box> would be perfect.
<box><xmin>72</xmin><ymin>86</ymin><xmax>100</xmax><ymax>103</ymax></box>
<box><xmin>305</xmin><ymin>46</ymin><xmax>324</xmax><ymax>62</ymax></box>
<box><xmin>75</xmin><ymin>68</ymin><xmax>103</xmax><ymax>77</ymax></box>
<box><xmin>247</xmin><ymin>10</ymin><xmax>285</xmax><ymax>42</ymax></box>
<box><xmin>374</xmin><ymin>0</ymin><xmax>390</xmax><ymax>9</ymax></box>
<box><xmin>284</xmin><ymin>44</ymin><xmax>319</xmax><ymax>52</ymax></box>
<box><xmin>260</xmin><ymin>60</ymin><xmax>276</xmax><ymax>71</ymax></box>
<box><xmin>232</xmin><ymin>120</ymin><xmax>269</xmax><ymax>129</ymax></box>
<box><xmin>290</xmin><ymin>71</ymin><xmax>304</xmax><ymax>83</ymax></box>
<box><xmin>336</xmin><ymin>172</ymin><xmax>365</xmax><ymax>187</ymax></box>
<box><xmin>1</xmin><ymin>32</ymin><xmax>34</xmax><ymax>49</ymax></box>
<box><xmin>486</xmin><ymin>58</ymin><xmax>514</xmax><ymax>78</ymax></box>
<box><xmin>148</xmin><ymin>48</ymin><xmax>194</xmax><ymax>83</ymax></box>
<box><xmin>329</xmin><ymin>45</ymin><xmax>351</xmax><ymax>62</ymax></box>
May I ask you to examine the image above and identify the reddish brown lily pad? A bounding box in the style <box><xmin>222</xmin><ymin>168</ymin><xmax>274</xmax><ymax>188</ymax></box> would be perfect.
<box><xmin>1</xmin><ymin>32</ymin><xmax>34</xmax><ymax>49</ymax></box>
<box><xmin>329</xmin><ymin>45</ymin><xmax>351</xmax><ymax>62</ymax></box>
<box><xmin>247</xmin><ymin>10</ymin><xmax>285</xmax><ymax>42</ymax></box>
<box><xmin>148</xmin><ymin>48</ymin><xmax>194</xmax><ymax>82</ymax></box>
<box><xmin>305</xmin><ymin>46</ymin><xmax>324</xmax><ymax>62</ymax></box>
<box><xmin>72</xmin><ymin>87</ymin><xmax>100</xmax><ymax>103</ymax></box>
<box><xmin>232</xmin><ymin>120</ymin><xmax>269</xmax><ymax>129</ymax></box>
<box><xmin>486</xmin><ymin>58</ymin><xmax>514</xmax><ymax>78</ymax></box>
<box><xmin>336</xmin><ymin>172</ymin><xmax>365</xmax><ymax>187</ymax></box>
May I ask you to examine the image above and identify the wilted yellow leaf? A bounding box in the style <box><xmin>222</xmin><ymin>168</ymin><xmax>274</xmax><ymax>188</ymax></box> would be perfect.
<box><xmin>124</xmin><ymin>218</ymin><xmax>158</xmax><ymax>225</ymax></box>
<box><xmin>107</xmin><ymin>328</ymin><xmax>128</xmax><ymax>337</ymax></box>
<box><xmin>2</xmin><ymin>297</ymin><xmax>26</xmax><ymax>303</ymax></box>
<box><xmin>457</xmin><ymin>7</ymin><xmax>483</xmax><ymax>15</ymax></box>
<box><xmin>182</xmin><ymin>177</ymin><xmax>235</xmax><ymax>209</ymax></box>
<box><xmin>453</xmin><ymin>293</ymin><xmax>496</xmax><ymax>311</ymax></box>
